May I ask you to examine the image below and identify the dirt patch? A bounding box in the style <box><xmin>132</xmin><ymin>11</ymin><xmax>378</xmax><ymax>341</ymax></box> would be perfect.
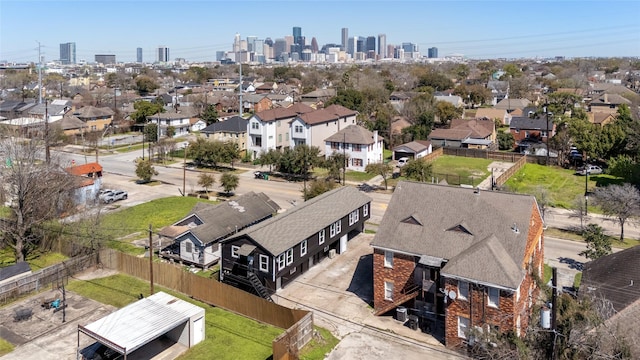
<box><xmin>72</xmin><ymin>266</ymin><xmax>119</xmax><ymax>281</ymax></box>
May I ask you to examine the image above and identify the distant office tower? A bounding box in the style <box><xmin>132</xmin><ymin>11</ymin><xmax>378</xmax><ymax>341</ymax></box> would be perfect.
<box><xmin>233</xmin><ymin>33</ymin><xmax>241</xmax><ymax>52</ymax></box>
<box><xmin>293</xmin><ymin>26</ymin><xmax>304</xmax><ymax>54</ymax></box>
<box><xmin>136</xmin><ymin>47</ymin><xmax>143</xmax><ymax>63</ymax></box>
<box><xmin>387</xmin><ymin>45</ymin><xmax>395</xmax><ymax>59</ymax></box>
<box><xmin>356</xmin><ymin>38</ymin><xmax>365</xmax><ymax>53</ymax></box>
<box><xmin>264</xmin><ymin>38</ymin><xmax>273</xmax><ymax>47</ymax></box>
<box><xmin>366</xmin><ymin>36</ymin><xmax>376</xmax><ymax>53</ymax></box>
<box><xmin>59</xmin><ymin>42</ymin><xmax>76</xmax><ymax>64</ymax></box>
<box><xmin>254</xmin><ymin>39</ymin><xmax>264</xmax><ymax>55</ymax></box>
<box><xmin>402</xmin><ymin>42</ymin><xmax>417</xmax><ymax>53</ymax></box>
<box><xmin>157</xmin><ymin>46</ymin><xmax>169</xmax><ymax>62</ymax></box>
<box><xmin>348</xmin><ymin>37</ymin><xmax>357</xmax><ymax>56</ymax></box>
<box><xmin>95</xmin><ymin>54</ymin><xmax>116</xmax><ymax>64</ymax></box>
<box><xmin>341</xmin><ymin>28</ymin><xmax>348</xmax><ymax>51</ymax></box>
<box><xmin>378</xmin><ymin>34</ymin><xmax>386</xmax><ymax>58</ymax></box>
<box><xmin>246</xmin><ymin>36</ymin><xmax>257</xmax><ymax>52</ymax></box>
<box><xmin>284</xmin><ymin>36</ymin><xmax>294</xmax><ymax>52</ymax></box>
<box><xmin>311</xmin><ymin>37</ymin><xmax>319</xmax><ymax>53</ymax></box>
<box><xmin>428</xmin><ymin>47</ymin><xmax>438</xmax><ymax>58</ymax></box>
<box><xmin>274</xmin><ymin>38</ymin><xmax>287</xmax><ymax>59</ymax></box>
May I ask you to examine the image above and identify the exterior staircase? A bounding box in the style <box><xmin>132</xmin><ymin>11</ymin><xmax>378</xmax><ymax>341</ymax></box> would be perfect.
<box><xmin>374</xmin><ymin>283</ymin><xmax>420</xmax><ymax>316</ymax></box>
<box><xmin>247</xmin><ymin>272</ymin><xmax>273</xmax><ymax>302</ymax></box>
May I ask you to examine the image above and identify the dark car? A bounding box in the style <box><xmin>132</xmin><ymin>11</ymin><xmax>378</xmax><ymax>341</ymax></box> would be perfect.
<box><xmin>79</xmin><ymin>342</ymin><xmax>123</xmax><ymax>360</ymax></box>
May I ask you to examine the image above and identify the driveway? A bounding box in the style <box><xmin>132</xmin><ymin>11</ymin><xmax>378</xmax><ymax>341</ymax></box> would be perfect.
<box><xmin>274</xmin><ymin>233</ymin><xmax>464</xmax><ymax>360</ymax></box>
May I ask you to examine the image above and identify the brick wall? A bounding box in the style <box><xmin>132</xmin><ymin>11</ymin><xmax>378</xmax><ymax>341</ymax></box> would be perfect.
<box><xmin>372</xmin><ymin>249</ymin><xmax>416</xmax><ymax>313</ymax></box>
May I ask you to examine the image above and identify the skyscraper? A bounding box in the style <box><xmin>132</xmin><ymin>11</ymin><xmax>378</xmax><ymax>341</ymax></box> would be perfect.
<box><xmin>157</xmin><ymin>46</ymin><xmax>169</xmax><ymax>62</ymax></box>
<box><xmin>246</xmin><ymin>36</ymin><xmax>257</xmax><ymax>52</ymax></box>
<box><xmin>136</xmin><ymin>47</ymin><xmax>143</xmax><ymax>63</ymax></box>
<box><xmin>274</xmin><ymin>38</ymin><xmax>287</xmax><ymax>59</ymax></box>
<box><xmin>366</xmin><ymin>36</ymin><xmax>376</xmax><ymax>53</ymax></box>
<box><xmin>311</xmin><ymin>37</ymin><xmax>319</xmax><ymax>53</ymax></box>
<box><xmin>341</xmin><ymin>28</ymin><xmax>348</xmax><ymax>51</ymax></box>
<box><xmin>59</xmin><ymin>42</ymin><xmax>76</xmax><ymax>64</ymax></box>
<box><xmin>233</xmin><ymin>33</ymin><xmax>241</xmax><ymax>52</ymax></box>
<box><xmin>428</xmin><ymin>47</ymin><xmax>438</xmax><ymax>58</ymax></box>
<box><xmin>293</xmin><ymin>26</ymin><xmax>303</xmax><ymax>54</ymax></box>
<box><xmin>378</xmin><ymin>34</ymin><xmax>386</xmax><ymax>58</ymax></box>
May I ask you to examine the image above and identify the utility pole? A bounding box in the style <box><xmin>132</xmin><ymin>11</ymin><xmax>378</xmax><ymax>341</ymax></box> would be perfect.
<box><xmin>239</xmin><ymin>61</ymin><xmax>243</xmax><ymax>117</ymax></box>
<box><xmin>149</xmin><ymin>224</ymin><xmax>154</xmax><ymax>295</ymax></box>
<box><xmin>544</xmin><ymin>104</ymin><xmax>550</xmax><ymax>166</ymax></box>
<box><xmin>182</xmin><ymin>146</ymin><xmax>187</xmax><ymax>196</ymax></box>
<box><xmin>44</xmin><ymin>99</ymin><xmax>50</xmax><ymax>163</ymax></box>
<box><xmin>37</xmin><ymin>41</ymin><xmax>43</xmax><ymax>104</ymax></box>
<box><xmin>551</xmin><ymin>266</ymin><xmax>558</xmax><ymax>360</ymax></box>
<box><xmin>342</xmin><ymin>132</ymin><xmax>346</xmax><ymax>186</ymax></box>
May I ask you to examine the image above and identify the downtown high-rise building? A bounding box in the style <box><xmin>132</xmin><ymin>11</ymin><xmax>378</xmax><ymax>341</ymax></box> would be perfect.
<box><xmin>95</xmin><ymin>54</ymin><xmax>115</xmax><ymax>64</ymax></box>
<box><xmin>157</xmin><ymin>46</ymin><xmax>170</xmax><ymax>62</ymax></box>
<box><xmin>136</xmin><ymin>47</ymin><xmax>143</xmax><ymax>63</ymax></box>
<box><xmin>233</xmin><ymin>33</ymin><xmax>241</xmax><ymax>52</ymax></box>
<box><xmin>293</xmin><ymin>26</ymin><xmax>304</xmax><ymax>54</ymax></box>
<box><xmin>378</xmin><ymin>34</ymin><xmax>386</xmax><ymax>58</ymax></box>
<box><xmin>246</xmin><ymin>36</ymin><xmax>258</xmax><ymax>52</ymax></box>
<box><xmin>341</xmin><ymin>28</ymin><xmax>348</xmax><ymax>51</ymax></box>
<box><xmin>59</xmin><ymin>42</ymin><xmax>76</xmax><ymax>64</ymax></box>
<box><xmin>428</xmin><ymin>47</ymin><xmax>438</xmax><ymax>58</ymax></box>
<box><xmin>274</xmin><ymin>38</ymin><xmax>287</xmax><ymax>59</ymax></box>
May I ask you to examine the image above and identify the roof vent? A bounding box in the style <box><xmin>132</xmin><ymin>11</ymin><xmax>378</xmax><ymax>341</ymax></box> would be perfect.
<box><xmin>511</xmin><ymin>223</ymin><xmax>520</xmax><ymax>234</ymax></box>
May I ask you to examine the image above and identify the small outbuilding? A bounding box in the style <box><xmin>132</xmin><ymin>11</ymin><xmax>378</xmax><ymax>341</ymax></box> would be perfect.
<box><xmin>77</xmin><ymin>291</ymin><xmax>205</xmax><ymax>359</ymax></box>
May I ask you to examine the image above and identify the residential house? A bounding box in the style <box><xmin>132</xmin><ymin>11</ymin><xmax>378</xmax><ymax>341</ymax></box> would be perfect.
<box><xmin>428</xmin><ymin>118</ymin><xmax>496</xmax><ymax>149</ymax></box>
<box><xmin>0</xmin><ymin>99</ymin><xmax>36</xmax><ymax>119</ymax></box>
<box><xmin>324</xmin><ymin>125</ymin><xmax>384</xmax><ymax>172</ymax></box>
<box><xmin>509</xmin><ymin>116</ymin><xmax>555</xmax><ymax>149</ymax></box>
<box><xmin>0</xmin><ymin>117</ymin><xmax>46</xmax><ymax>137</ymax></box>
<box><xmin>56</xmin><ymin>114</ymin><xmax>88</xmax><ymax>135</ymax></box>
<box><xmin>28</xmin><ymin>100</ymin><xmax>71</xmax><ymax>122</ymax></box>
<box><xmin>475</xmin><ymin>108</ymin><xmax>512</xmax><ymax>126</ymax></box>
<box><xmin>494</xmin><ymin>98</ymin><xmax>531</xmax><ymax>113</ymax></box>
<box><xmin>434</xmin><ymin>95</ymin><xmax>464</xmax><ymax>108</ymax></box>
<box><xmin>255</xmin><ymin>82</ymin><xmax>278</xmax><ymax>94</ymax></box>
<box><xmin>392</xmin><ymin>140</ymin><xmax>432</xmax><ymax>160</ymax></box>
<box><xmin>159</xmin><ymin>192</ymin><xmax>280</xmax><ymax>267</ymax></box>
<box><xmin>65</xmin><ymin>162</ymin><xmax>103</xmax><ymax>205</ymax></box>
<box><xmin>147</xmin><ymin>109</ymin><xmax>196</xmax><ymax>137</ymax></box>
<box><xmin>371</xmin><ymin>182</ymin><xmax>544</xmax><ymax>347</ymax></box>
<box><xmin>588</xmin><ymin>112</ymin><xmax>616</xmax><ymax>127</ymax></box>
<box><xmin>247</xmin><ymin>103</ymin><xmax>315</xmax><ymax>159</ymax></box>
<box><xmin>579</xmin><ymin>246</ymin><xmax>640</xmax><ymax>358</ymax></box>
<box><xmin>201</xmin><ymin>116</ymin><xmax>249</xmax><ymax>155</ymax></box>
<box><xmin>242</xmin><ymin>94</ymin><xmax>272</xmax><ymax>113</ymax></box>
<box><xmin>190</xmin><ymin>118</ymin><xmax>207</xmax><ymax>132</ymax></box>
<box><xmin>300</xmin><ymin>89</ymin><xmax>336</xmax><ymax>105</ymax></box>
<box><xmin>220</xmin><ymin>186</ymin><xmax>371</xmax><ymax>298</ymax></box>
<box><xmin>72</xmin><ymin>106</ymin><xmax>114</xmax><ymax>132</ymax></box>
<box><xmin>589</xmin><ymin>93</ymin><xmax>632</xmax><ymax>115</ymax></box>
<box><xmin>0</xmin><ymin>262</ymin><xmax>32</xmax><ymax>287</ymax></box>
<box><xmin>289</xmin><ymin>104</ymin><xmax>358</xmax><ymax>151</ymax></box>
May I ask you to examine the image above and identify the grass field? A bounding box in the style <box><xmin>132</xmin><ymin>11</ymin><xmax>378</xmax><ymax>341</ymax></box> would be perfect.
<box><xmin>545</xmin><ymin>227</ymin><xmax>640</xmax><ymax>249</ymax></box>
<box><xmin>504</xmin><ymin>163</ymin><xmax>625</xmax><ymax>209</ymax></box>
<box><xmin>0</xmin><ymin>338</ymin><xmax>14</xmax><ymax>356</ymax></box>
<box><xmin>430</xmin><ymin>155</ymin><xmax>493</xmax><ymax>179</ymax></box>
<box><xmin>67</xmin><ymin>274</ymin><xmax>336</xmax><ymax>360</ymax></box>
<box><xmin>0</xmin><ymin>248</ymin><xmax>68</xmax><ymax>269</ymax></box>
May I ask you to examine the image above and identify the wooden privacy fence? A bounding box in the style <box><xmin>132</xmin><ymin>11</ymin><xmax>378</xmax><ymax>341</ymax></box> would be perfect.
<box><xmin>495</xmin><ymin>154</ymin><xmax>527</xmax><ymax>187</ymax></box>
<box><xmin>100</xmin><ymin>249</ymin><xmax>312</xmax><ymax>357</ymax></box>
<box><xmin>0</xmin><ymin>253</ymin><xmax>96</xmax><ymax>305</ymax></box>
<box><xmin>422</xmin><ymin>146</ymin><xmax>443</xmax><ymax>162</ymax></box>
<box><xmin>442</xmin><ymin>147</ymin><xmax>525</xmax><ymax>162</ymax></box>
<box><xmin>273</xmin><ymin>312</ymin><xmax>314</xmax><ymax>360</ymax></box>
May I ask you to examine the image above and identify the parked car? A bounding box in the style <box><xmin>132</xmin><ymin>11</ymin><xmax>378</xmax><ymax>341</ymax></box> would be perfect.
<box><xmin>103</xmin><ymin>190</ymin><xmax>128</xmax><ymax>203</ymax></box>
<box><xmin>79</xmin><ymin>342</ymin><xmax>123</xmax><ymax>360</ymax></box>
<box><xmin>397</xmin><ymin>157</ymin><xmax>409</xmax><ymax>167</ymax></box>
<box><xmin>576</xmin><ymin>165</ymin><xmax>603</xmax><ymax>176</ymax></box>
<box><xmin>98</xmin><ymin>189</ymin><xmax>114</xmax><ymax>202</ymax></box>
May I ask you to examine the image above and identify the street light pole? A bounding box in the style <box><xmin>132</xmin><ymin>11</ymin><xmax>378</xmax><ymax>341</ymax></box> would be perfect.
<box><xmin>585</xmin><ymin>168</ymin><xmax>589</xmax><ymax>216</ymax></box>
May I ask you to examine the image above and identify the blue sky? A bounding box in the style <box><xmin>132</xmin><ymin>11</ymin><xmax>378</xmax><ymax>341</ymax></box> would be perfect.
<box><xmin>1</xmin><ymin>0</ymin><xmax>639</xmax><ymax>63</ymax></box>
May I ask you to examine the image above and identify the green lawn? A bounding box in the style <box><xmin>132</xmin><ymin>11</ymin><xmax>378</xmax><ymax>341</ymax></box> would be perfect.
<box><xmin>0</xmin><ymin>206</ymin><xmax>9</xmax><ymax>218</ymax></box>
<box><xmin>0</xmin><ymin>248</ymin><xmax>68</xmax><ymax>270</ymax></box>
<box><xmin>0</xmin><ymin>338</ymin><xmax>14</xmax><ymax>356</ymax></box>
<box><xmin>345</xmin><ymin>171</ymin><xmax>375</xmax><ymax>182</ymax></box>
<box><xmin>545</xmin><ymin>227</ymin><xmax>640</xmax><ymax>249</ymax></box>
<box><xmin>503</xmin><ymin>163</ymin><xmax>625</xmax><ymax>209</ymax></box>
<box><xmin>67</xmin><ymin>274</ymin><xmax>335</xmax><ymax>360</ymax></box>
<box><xmin>101</xmin><ymin>196</ymin><xmax>214</xmax><ymax>239</ymax></box>
<box><xmin>430</xmin><ymin>155</ymin><xmax>493</xmax><ymax>178</ymax></box>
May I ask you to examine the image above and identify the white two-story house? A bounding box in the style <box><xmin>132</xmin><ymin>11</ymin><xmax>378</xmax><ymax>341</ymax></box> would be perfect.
<box><xmin>289</xmin><ymin>104</ymin><xmax>358</xmax><ymax>152</ymax></box>
<box><xmin>247</xmin><ymin>103</ymin><xmax>314</xmax><ymax>159</ymax></box>
<box><xmin>147</xmin><ymin>109</ymin><xmax>197</xmax><ymax>137</ymax></box>
<box><xmin>324</xmin><ymin>125</ymin><xmax>384</xmax><ymax>172</ymax></box>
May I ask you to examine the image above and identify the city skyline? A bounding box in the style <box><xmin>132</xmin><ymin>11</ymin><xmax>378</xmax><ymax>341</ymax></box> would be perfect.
<box><xmin>1</xmin><ymin>1</ymin><xmax>639</xmax><ymax>63</ymax></box>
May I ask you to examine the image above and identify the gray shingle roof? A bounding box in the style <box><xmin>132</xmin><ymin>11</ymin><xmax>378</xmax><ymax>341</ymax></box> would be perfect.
<box><xmin>371</xmin><ymin>182</ymin><xmax>538</xmax><ymax>289</ymax></box>
<box><xmin>510</xmin><ymin>117</ymin><xmax>553</xmax><ymax>131</ymax></box>
<box><xmin>324</xmin><ymin>125</ymin><xmax>379</xmax><ymax>144</ymax></box>
<box><xmin>201</xmin><ymin>116</ymin><xmax>248</xmax><ymax>134</ymax></box>
<box><xmin>226</xmin><ymin>186</ymin><xmax>371</xmax><ymax>256</ymax></box>
<box><xmin>0</xmin><ymin>262</ymin><xmax>31</xmax><ymax>282</ymax></box>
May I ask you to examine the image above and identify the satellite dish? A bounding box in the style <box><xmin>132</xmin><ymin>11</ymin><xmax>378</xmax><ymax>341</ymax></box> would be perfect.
<box><xmin>448</xmin><ymin>290</ymin><xmax>457</xmax><ymax>300</ymax></box>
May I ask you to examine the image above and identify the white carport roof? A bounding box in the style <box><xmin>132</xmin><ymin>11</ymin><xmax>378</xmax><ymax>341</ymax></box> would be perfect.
<box><xmin>78</xmin><ymin>291</ymin><xmax>203</xmax><ymax>355</ymax></box>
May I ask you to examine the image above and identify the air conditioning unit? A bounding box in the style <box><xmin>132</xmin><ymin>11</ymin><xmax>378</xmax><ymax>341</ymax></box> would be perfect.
<box><xmin>328</xmin><ymin>249</ymin><xmax>337</xmax><ymax>259</ymax></box>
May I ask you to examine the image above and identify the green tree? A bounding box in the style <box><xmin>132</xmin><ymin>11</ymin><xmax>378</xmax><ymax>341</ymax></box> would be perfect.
<box><xmin>579</xmin><ymin>224</ymin><xmax>612</xmax><ymax>260</ymax></box>
<box><xmin>198</xmin><ymin>173</ymin><xmax>215</xmax><ymax>196</ymax></box>
<box><xmin>135</xmin><ymin>159</ymin><xmax>158</xmax><ymax>183</ymax></box>
<box><xmin>497</xmin><ymin>132</ymin><xmax>515</xmax><ymax>150</ymax></box>
<box><xmin>166</xmin><ymin>125</ymin><xmax>176</xmax><ymax>138</ymax></box>
<box><xmin>277</xmin><ymin>145</ymin><xmax>321</xmax><ymax>176</ymax></box>
<box><xmin>324</xmin><ymin>152</ymin><xmax>348</xmax><ymax>182</ymax></box>
<box><xmin>402</xmin><ymin>111</ymin><xmax>434</xmax><ymax>141</ymax></box>
<box><xmin>501</xmin><ymin>63</ymin><xmax>523</xmax><ymax>79</ymax></box>
<box><xmin>434</xmin><ymin>101</ymin><xmax>462</xmax><ymax>126</ymax></box>
<box><xmin>303</xmin><ymin>179</ymin><xmax>337</xmax><ymax>201</ymax></box>
<box><xmin>220</xmin><ymin>172</ymin><xmax>239</xmax><ymax>194</ymax></box>
<box><xmin>130</xmin><ymin>101</ymin><xmax>164</xmax><ymax>124</ymax></box>
<box><xmin>201</xmin><ymin>104</ymin><xmax>219</xmax><ymax>125</ymax></box>
<box><xmin>258</xmin><ymin>149</ymin><xmax>281</xmax><ymax>172</ymax></box>
<box><xmin>134</xmin><ymin>75</ymin><xmax>159</xmax><ymax>95</ymax></box>
<box><xmin>608</xmin><ymin>155</ymin><xmax>640</xmax><ymax>184</ymax></box>
<box><xmin>546</xmin><ymin>92</ymin><xmax>582</xmax><ymax>116</ymax></box>
<box><xmin>416</xmin><ymin>71</ymin><xmax>454</xmax><ymax>91</ymax></box>
<box><xmin>144</xmin><ymin>123</ymin><xmax>158</xmax><ymax>143</ymax></box>
<box><xmin>326</xmin><ymin>88</ymin><xmax>365</xmax><ymax>113</ymax></box>
<box><xmin>402</xmin><ymin>158</ymin><xmax>433</xmax><ymax>182</ymax></box>
<box><xmin>365</xmin><ymin>162</ymin><xmax>393</xmax><ymax>190</ymax></box>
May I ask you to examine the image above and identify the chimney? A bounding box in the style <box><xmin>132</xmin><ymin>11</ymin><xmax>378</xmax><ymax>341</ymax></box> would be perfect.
<box><xmin>604</xmin><ymin>93</ymin><xmax>608</xmax><ymax>103</ymax></box>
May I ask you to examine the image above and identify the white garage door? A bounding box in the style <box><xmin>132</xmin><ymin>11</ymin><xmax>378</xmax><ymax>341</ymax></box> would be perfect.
<box><xmin>193</xmin><ymin>317</ymin><xmax>204</xmax><ymax>345</ymax></box>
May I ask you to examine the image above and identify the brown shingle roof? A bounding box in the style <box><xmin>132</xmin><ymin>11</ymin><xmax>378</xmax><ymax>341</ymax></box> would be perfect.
<box><xmin>449</xmin><ymin>118</ymin><xmax>494</xmax><ymax>138</ymax></box>
<box><xmin>325</xmin><ymin>125</ymin><xmax>379</xmax><ymax>144</ymax></box>
<box><xmin>429</xmin><ymin>128</ymin><xmax>472</xmax><ymax>141</ymax></box>
<box><xmin>254</xmin><ymin>107</ymin><xmax>298</xmax><ymax>122</ymax></box>
<box><xmin>73</xmin><ymin>106</ymin><xmax>114</xmax><ymax>118</ymax></box>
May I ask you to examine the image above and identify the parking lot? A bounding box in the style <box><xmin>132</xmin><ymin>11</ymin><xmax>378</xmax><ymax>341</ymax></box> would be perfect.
<box><xmin>274</xmin><ymin>233</ymin><xmax>463</xmax><ymax>360</ymax></box>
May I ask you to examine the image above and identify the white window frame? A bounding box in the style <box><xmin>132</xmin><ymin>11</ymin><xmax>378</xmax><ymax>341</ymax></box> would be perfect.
<box><xmin>363</xmin><ymin>203</ymin><xmax>369</xmax><ymax>217</ymax></box>
<box><xmin>251</xmin><ymin>122</ymin><xmax>259</xmax><ymax>130</ymax></box>
<box><xmin>185</xmin><ymin>241</ymin><xmax>192</xmax><ymax>253</ymax></box>
<box><xmin>259</xmin><ymin>254</ymin><xmax>269</xmax><ymax>272</ymax></box>
<box><xmin>301</xmin><ymin>240</ymin><xmax>307</xmax><ymax>257</ymax></box>
<box><xmin>286</xmin><ymin>248</ymin><xmax>294</xmax><ymax>265</ymax></box>
<box><xmin>384</xmin><ymin>281</ymin><xmax>394</xmax><ymax>301</ymax></box>
<box><xmin>231</xmin><ymin>245</ymin><xmax>240</xmax><ymax>258</ymax></box>
<box><xmin>488</xmin><ymin>287</ymin><xmax>500</xmax><ymax>308</ymax></box>
<box><xmin>458</xmin><ymin>316</ymin><xmax>470</xmax><ymax>339</ymax></box>
<box><xmin>318</xmin><ymin>230</ymin><xmax>325</xmax><ymax>245</ymax></box>
<box><xmin>458</xmin><ymin>280</ymin><xmax>469</xmax><ymax>301</ymax></box>
<box><xmin>277</xmin><ymin>253</ymin><xmax>286</xmax><ymax>271</ymax></box>
<box><xmin>330</xmin><ymin>220</ymin><xmax>342</xmax><ymax>238</ymax></box>
<box><xmin>348</xmin><ymin>209</ymin><xmax>359</xmax><ymax>226</ymax></box>
<box><xmin>384</xmin><ymin>251</ymin><xmax>393</xmax><ymax>268</ymax></box>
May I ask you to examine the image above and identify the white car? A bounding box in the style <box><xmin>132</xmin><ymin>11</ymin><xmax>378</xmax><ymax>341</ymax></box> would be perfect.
<box><xmin>397</xmin><ymin>157</ymin><xmax>409</xmax><ymax>167</ymax></box>
<box><xmin>576</xmin><ymin>165</ymin><xmax>602</xmax><ymax>176</ymax></box>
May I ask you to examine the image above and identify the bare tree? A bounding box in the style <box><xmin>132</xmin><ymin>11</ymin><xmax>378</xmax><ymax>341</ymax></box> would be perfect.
<box><xmin>533</xmin><ymin>186</ymin><xmax>553</xmax><ymax>222</ymax></box>
<box><xmin>592</xmin><ymin>183</ymin><xmax>640</xmax><ymax>241</ymax></box>
<box><xmin>0</xmin><ymin>137</ymin><xmax>75</xmax><ymax>262</ymax></box>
